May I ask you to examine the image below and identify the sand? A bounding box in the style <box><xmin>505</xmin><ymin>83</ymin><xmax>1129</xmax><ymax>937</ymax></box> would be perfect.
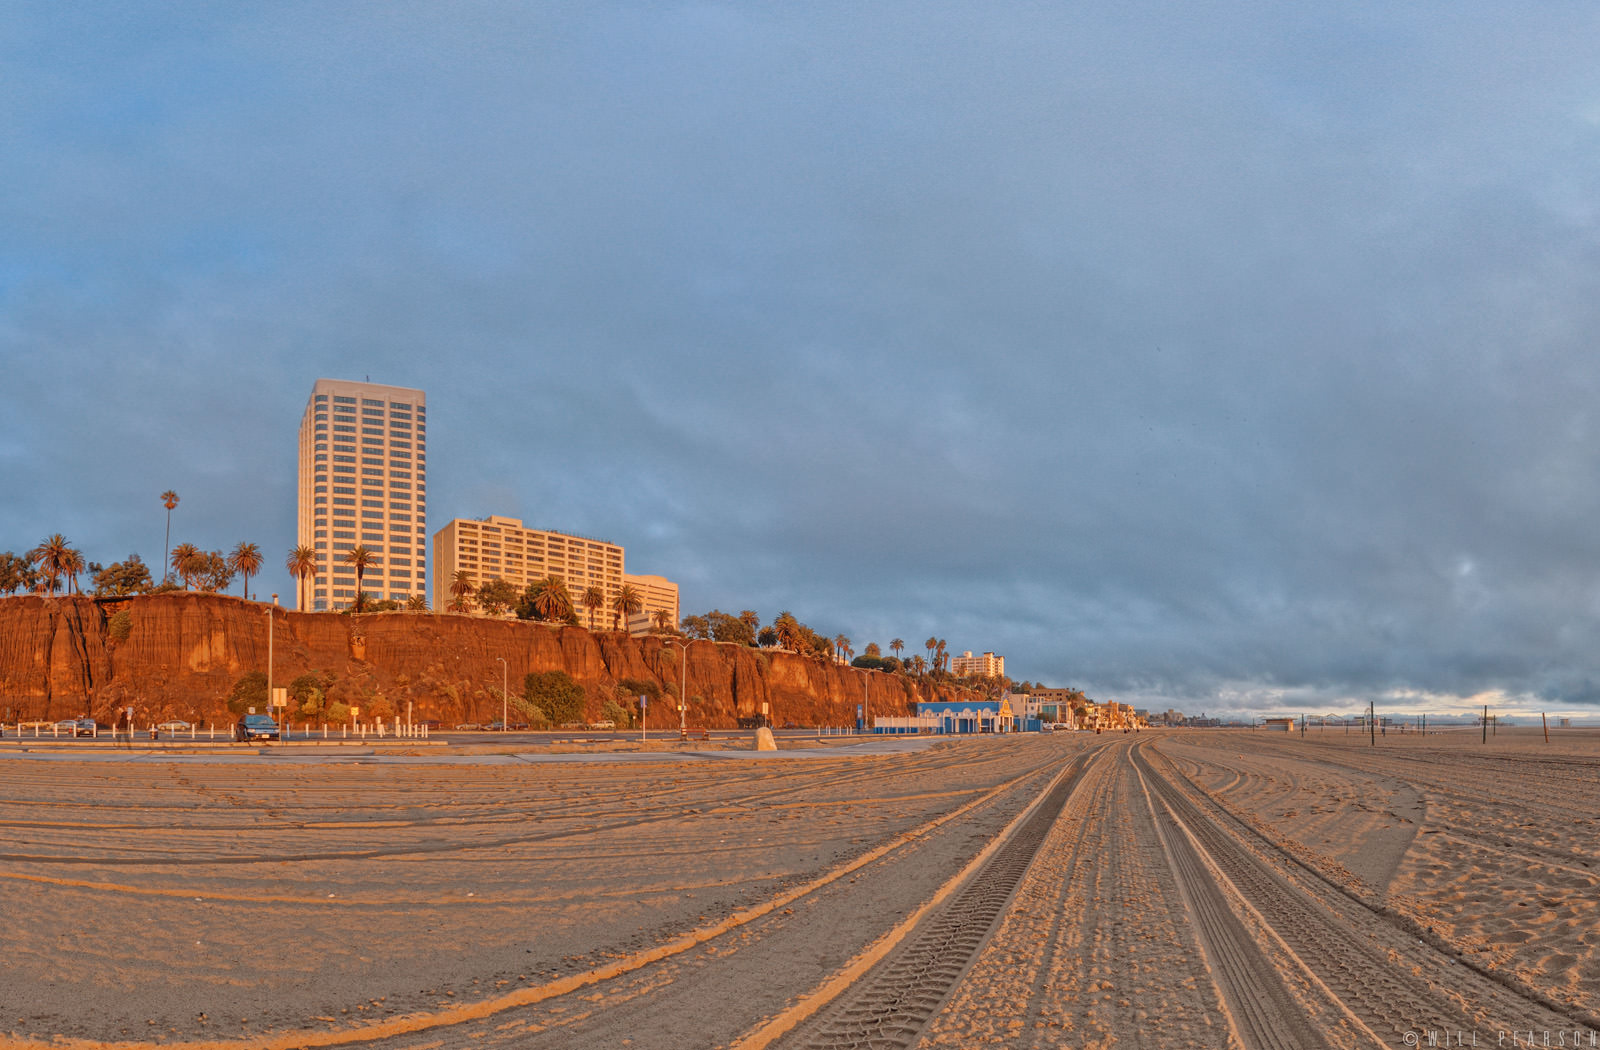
<box><xmin>2</xmin><ymin>728</ymin><xmax>1597</xmax><ymax>1049</ymax></box>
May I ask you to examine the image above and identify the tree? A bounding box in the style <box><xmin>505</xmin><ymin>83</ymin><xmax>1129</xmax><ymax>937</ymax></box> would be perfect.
<box><xmin>774</xmin><ymin>612</ymin><xmax>802</xmax><ymax>651</ymax></box>
<box><xmin>611</xmin><ymin>584</ymin><xmax>642</xmax><ymax>632</ymax></box>
<box><xmin>405</xmin><ymin>594</ymin><xmax>428</xmax><ymax>611</ymax></box>
<box><xmin>834</xmin><ymin>634</ymin><xmax>852</xmax><ymax>663</ymax></box>
<box><xmin>739</xmin><ymin>610</ymin><xmax>760</xmax><ymax>638</ymax></box>
<box><xmin>652</xmin><ymin>608</ymin><xmax>673</xmax><ymax>631</ymax></box>
<box><xmin>286</xmin><ymin>545</ymin><xmax>318</xmax><ymax>611</ymax></box>
<box><xmin>680</xmin><ymin>614</ymin><xmax>709</xmax><ymax>640</ymax></box>
<box><xmin>160</xmin><ymin>490</ymin><xmax>179</xmax><ymax>583</ymax></box>
<box><xmin>912</xmin><ymin>655</ymin><xmax>926</xmax><ymax>676</ymax></box>
<box><xmin>519</xmin><ymin>576</ymin><xmax>573</xmax><ymax>622</ymax></box>
<box><xmin>925</xmin><ymin>637</ymin><xmax>938</xmax><ymax>667</ymax></box>
<box><xmin>705</xmin><ymin>610</ymin><xmax>755</xmax><ymax>646</ymax></box>
<box><xmin>524</xmin><ymin>670</ymin><xmax>585</xmax><ymax>725</ymax></box>
<box><xmin>476</xmin><ymin>577</ymin><xmax>518</xmax><ymax>616</ymax></box>
<box><xmin>582</xmin><ymin>586</ymin><xmax>604</xmax><ymax>630</ymax></box>
<box><xmin>28</xmin><ymin>534</ymin><xmax>78</xmax><ymax>595</ymax></box>
<box><xmin>448</xmin><ymin>569</ymin><xmax>476</xmax><ymax>613</ymax></box>
<box><xmin>343</xmin><ymin>546</ymin><xmax>374</xmax><ymax>611</ymax></box>
<box><xmin>91</xmin><ymin>555</ymin><xmax>153</xmax><ymax>596</ymax></box>
<box><xmin>170</xmin><ymin>543</ymin><xmax>202</xmax><ymax>590</ymax></box>
<box><xmin>59</xmin><ymin>546</ymin><xmax>86</xmax><ymax>594</ymax></box>
<box><xmin>0</xmin><ymin>551</ymin><xmax>25</xmax><ymax>596</ymax></box>
<box><xmin>229</xmin><ymin>542</ymin><xmax>263</xmax><ymax>598</ymax></box>
<box><xmin>226</xmin><ymin>670</ymin><xmax>269</xmax><ymax>716</ymax></box>
<box><xmin>936</xmin><ymin>639</ymin><xmax>947</xmax><ymax>673</ymax></box>
<box><xmin>191</xmin><ymin>552</ymin><xmax>233</xmax><ymax>593</ymax></box>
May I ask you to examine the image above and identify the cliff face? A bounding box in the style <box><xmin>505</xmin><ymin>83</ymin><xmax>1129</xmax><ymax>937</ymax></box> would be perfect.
<box><xmin>0</xmin><ymin>594</ymin><xmax>984</xmax><ymax>727</ymax></box>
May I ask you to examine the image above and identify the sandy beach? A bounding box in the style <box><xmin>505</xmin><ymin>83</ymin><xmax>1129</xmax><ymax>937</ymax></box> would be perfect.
<box><xmin>2</xmin><ymin>729</ymin><xmax>1596</xmax><ymax>1048</ymax></box>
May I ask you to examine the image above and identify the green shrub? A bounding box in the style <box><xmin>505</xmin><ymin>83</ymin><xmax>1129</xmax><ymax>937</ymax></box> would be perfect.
<box><xmin>227</xmin><ymin>670</ymin><xmax>268</xmax><ymax>715</ymax></box>
<box><xmin>525</xmin><ymin>670</ymin><xmax>585</xmax><ymax>725</ymax></box>
<box><xmin>107</xmin><ymin>609</ymin><xmax>132</xmax><ymax>643</ymax></box>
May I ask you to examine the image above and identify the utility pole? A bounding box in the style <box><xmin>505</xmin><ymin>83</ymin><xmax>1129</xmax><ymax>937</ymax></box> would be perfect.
<box><xmin>1369</xmin><ymin>701</ymin><xmax>1375</xmax><ymax>746</ymax></box>
<box><xmin>663</xmin><ymin>639</ymin><xmax>690</xmax><ymax>739</ymax></box>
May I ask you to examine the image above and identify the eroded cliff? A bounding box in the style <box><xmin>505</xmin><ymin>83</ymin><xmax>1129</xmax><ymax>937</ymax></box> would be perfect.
<box><xmin>0</xmin><ymin>593</ymin><xmax>984</xmax><ymax>727</ymax></box>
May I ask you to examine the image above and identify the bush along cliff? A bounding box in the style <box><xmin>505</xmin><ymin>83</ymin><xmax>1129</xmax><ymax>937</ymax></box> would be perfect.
<box><xmin>0</xmin><ymin>593</ymin><xmax>991</xmax><ymax>728</ymax></box>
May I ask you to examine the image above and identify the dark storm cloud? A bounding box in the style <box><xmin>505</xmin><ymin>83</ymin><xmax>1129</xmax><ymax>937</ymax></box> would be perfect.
<box><xmin>4</xmin><ymin>2</ymin><xmax>1600</xmax><ymax>715</ymax></box>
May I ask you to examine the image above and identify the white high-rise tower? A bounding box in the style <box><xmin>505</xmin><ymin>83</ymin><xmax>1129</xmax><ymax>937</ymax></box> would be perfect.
<box><xmin>296</xmin><ymin>379</ymin><xmax>427</xmax><ymax>611</ymax></box>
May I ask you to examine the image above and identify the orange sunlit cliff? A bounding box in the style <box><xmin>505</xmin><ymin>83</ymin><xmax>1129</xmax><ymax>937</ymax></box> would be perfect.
<box><xmin>0</xmin><ymin>593</ymin><xmax>981</xmax><ymax>727</ymax></box>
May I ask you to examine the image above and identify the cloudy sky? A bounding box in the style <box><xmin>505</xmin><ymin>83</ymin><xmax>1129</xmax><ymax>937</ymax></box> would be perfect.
<box><xmin>5</xmin><ymin>3</ymin><xmax>1600</xmax><ymax>716</ymax></box>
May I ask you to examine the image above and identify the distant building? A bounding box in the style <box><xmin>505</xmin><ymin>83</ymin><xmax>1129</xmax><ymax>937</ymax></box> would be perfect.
<box><xmin>949</xmin><ymin>650</ymin><xmax>1006</xmax><ymax>678</ymax></box>
<box><xmin>296</xmin><ymin>379</ymin><xmax>427</xmax><ymax>611</ymax></box>
<box><xmin>624</xmin><ymin>572</ymin><xmax>679</xmax><ymax>633</ymax></box>
<box><xmin>431</xmin><ymin>515</ymin><xmax>623</xmax><ymax>622</ymax></box>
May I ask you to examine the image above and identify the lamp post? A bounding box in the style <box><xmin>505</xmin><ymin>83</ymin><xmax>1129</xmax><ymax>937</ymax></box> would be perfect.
<box><xmin>496</xmin><ymin>656</ymin><xmax>508</xmax><ymax>731</ymax></box>
<box><xmin>862</xmin><ymin>675</ymin><xmax>869</xmax><ymax>735</ymax></box>
<box><xmin>664</xmin><ymin>639</ymin><xmax>689</xmax><ymax>739</ymax></box>
<box><xmin>268</xmin><ymin>594</ymin><xmax>277</xmax><ymax>741</ymax></box>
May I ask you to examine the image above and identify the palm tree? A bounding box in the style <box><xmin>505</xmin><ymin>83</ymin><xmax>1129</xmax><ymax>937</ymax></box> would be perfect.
<box><xmin>286</xmin><ymin>545</ymin><xmax>318</xmax><ymax>611</ymax></box>
<box><xmin>28</xmin><ymin>535</ymin><xmax>76</xmax><ymax>595</ymax></box>
<box><xmin>834</xmin><ymin>634</ymin><xmax>851</xmax><ymax>663</ymax></box>
<box><xmin>935</xmin><ymin>639</ymin><xmax>947</xmax><ymax>674</ymax></box>
<box><xmin>890</xmin><ymin>638</ymin><xmax>905</xmax><ymax>662</ymax></box>
<box><xmin>582</xmin><ymin>586</ymin><xmax>604</xmax><ymax>630</ymax></box>
<box><xmin>774</xmin><ymin>611</ymin><xmax>802</xmax><ymax>652</ymax></box>
<box><xmin>343</xmin><ymin>546</ymin><xmax>374</xmax><ymax>610</ymax></box>
<box><xmin>405</xmin><ymin>593</ymin><xmax>428</xmax><ymax>612</ymax></box>
<box><xmin>739</xmin><ymin>610</ymin><xmax>760</xmax><ymax>637</ymax></box>
<box><xmin>60</xmin><ymin>546</ymin><xmax>86</xmax><ymax>595</ymax></box>
<box><xmin>610</xmin><ymin>584</ymin><xmax>643</xmax><ymax>631</ymax></box>
<box><xmin>160</xmin><ymin>490</ymin><xmax>179</xmax><ymax>583</ymax></box>
<box><xmin>530</xmin><ymin>575</ymin><xmax>573</xmax><ymax>622</ymax></box>
<box><xmin>924</xmin><ymin>637</ymin><xmax>937</xmax><ymax>667</ymax></box>
<box><xmin>229</xmin><ymin>542</ymin><xmax>263</xmax><ymax>598</ymax></box>
<box><xmin>170</xmin><ymin>543</ymin><xmax>202</xmax><ymax>590</ymax></box>
<box><xmin>448</xmin><ymin>569</ymin><xmax>476</xmax><ymax>613</ymax></box>
<box><xmin>653</xmin><ymin>608</ymin><xmax>673</xmax><ymax>631</ymax></box>
<box><xmin>912</xmin><ymin>655</ymin><xmax>926</xmax><ymax>677</ymax></box>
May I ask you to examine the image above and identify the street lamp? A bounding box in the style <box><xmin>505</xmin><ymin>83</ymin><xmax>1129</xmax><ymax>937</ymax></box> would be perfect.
<box><xmin>268</xmin><ymin>594</ymin><xmax>278</xmax><ymax>741</ymax></box>
<box><xmin>496</xmin><ymin>656</ymin><xmax>508</xmax><ymax>731</ymax></box>
<box><xmin>862</xmin><ymin>675</ymin><xmax>869</xmax><ymax>735</ymax></box>
<box><xmin>664</xmin><ymin>639</ymin><xmax>689</xmax><ymax>739</ymax></box>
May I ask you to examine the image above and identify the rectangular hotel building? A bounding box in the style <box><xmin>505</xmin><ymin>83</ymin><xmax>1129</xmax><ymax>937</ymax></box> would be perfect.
<box><xmin>296</xmin><ymin>379</ymin><xmax>427</xmax><ymax>610</ymax></box>
<box><xmin>432</xmin><ymin>515</ymin><xmax>625</xmax><ymax>623</ymax></box>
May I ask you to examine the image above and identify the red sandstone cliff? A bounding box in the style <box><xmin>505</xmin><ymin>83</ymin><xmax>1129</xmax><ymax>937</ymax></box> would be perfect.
<box><xmin>0</xmin><ymin>594</ymin><xmax>986</xmax><ymax>727</ymax></box>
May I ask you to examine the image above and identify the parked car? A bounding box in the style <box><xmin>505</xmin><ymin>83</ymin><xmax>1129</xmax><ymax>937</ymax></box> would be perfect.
<box><xmin>483</xmin><ymin>722</ymin><xmax>506</xmax><ymax>732</ymax></box>
<box><xmin>157</xmin><ymin>720</ymin><xmax>192</xmax><ymax>732</ymax></box>
<box><xmin>234</xmin><ymin>714</ymin><xmax>280</xmax><ymax>742</ymax></box>
<box><xmin>74</xmin><ymin>718</ymin><xmax>97</xmax><ymax>737</ymax></box>
<box><xmin>587</xmin><ymin>720</ymin><xmax>616</xmax><ymax>730</ymax></box>
<box><xmin>54</xmin><ymin>718</ymin><xmax>79</xmax><ymax>734</ymax></box>
<box><xmin>454</xmin><ymin>722</ymin><xmax>482</xmax><ymax>731</ymax></box>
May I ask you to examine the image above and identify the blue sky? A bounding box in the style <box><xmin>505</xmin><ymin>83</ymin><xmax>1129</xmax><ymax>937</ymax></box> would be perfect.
<box><xmin>4</xmin><ymin>3</ymin><xmax>1600</xmax><ymax>716</ymax></box>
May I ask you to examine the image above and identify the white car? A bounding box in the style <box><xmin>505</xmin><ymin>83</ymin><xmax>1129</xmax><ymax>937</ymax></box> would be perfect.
<box><xmin>157</xmin><ymin>720</ymin><xmax>192</xmax><ymax>732</ymax></box>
